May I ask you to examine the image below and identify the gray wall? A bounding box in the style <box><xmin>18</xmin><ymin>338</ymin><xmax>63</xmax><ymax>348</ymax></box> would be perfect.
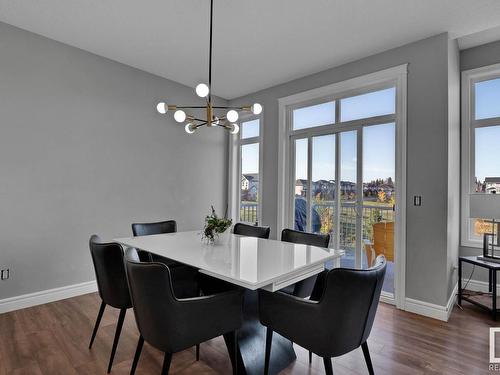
<box><xmin>0</xmin><ymin>22</ymin><xmax>228</xmax><ymax>299</ymax></box>
<box><xmin>460</xmin><ymin>39</ymin><xmax>500</xmax><ymax>284</ymax></box>
<box><xmin>230</xmin><ymin>33</ymin><xmax>458</xmax><ymax>306</ymax></box>
<box><xmin>461</xmin><ymin>39</ymin><xmax>500</xmax><ymax>71</ymax></box>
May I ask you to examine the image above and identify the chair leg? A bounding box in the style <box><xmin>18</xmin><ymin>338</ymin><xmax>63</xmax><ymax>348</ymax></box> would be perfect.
<box><xmin>361</xmin><ymin>342</ymin><xmax>375</xmax><ymax>375</ymax></box>
<box><xmin>309</xmin><ymin>350</ymin><xmax>312</xmax><ymax>364</ymax></box>
<box><xmin>196</xmin><ymin>344</ymin><xmax>200</xmax><ymax>361</ymax></box>
<box><xmin>232</xmin><ymin>330</ymin><xmax>238</xmax><ymax>375</ymax></box>
<box><xmin>264</xmin><ymin>328</ymin><xmax>273</xmax><ymax>375</ymax></box>
<box><xmin>130</xmin><ymin>336</ymin><xmax>144</xmax><ymax>375</ymax></box>
<box><xmin>107</xmin><ymin>308</ymin><xmax>127</xmax><ymax>373</ymax></box>
<box><xmin>161</xmin><ymin>352</ymin><xmax>172</xmax><ymax>375</ymax></box>
<box><xmin>89</xmin><ymin>301</ymin><xmax>106</xmax><ymax>349</ymax></box>
<box><xmin>323</xmin><ymin>357</ymin><xmax>333</xmax><ymax>375</ymax></box>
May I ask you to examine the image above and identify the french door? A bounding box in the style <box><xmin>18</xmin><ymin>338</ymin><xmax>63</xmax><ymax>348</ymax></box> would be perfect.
<box><xmin>290</xmin><ymin>123</ymin><xmax>396</xmax><ymax>296</ymax></box>
<box><xmin>279</xmin><ymin>66</ymin><xmax>407</xmax><ymax>306</ymax></box>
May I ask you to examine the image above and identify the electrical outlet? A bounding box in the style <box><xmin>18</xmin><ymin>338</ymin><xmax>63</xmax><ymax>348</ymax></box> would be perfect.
<box><xmin>0</xmin><ymin>268</ymin><xmax>10</xmax><ymax>281</ymax></box>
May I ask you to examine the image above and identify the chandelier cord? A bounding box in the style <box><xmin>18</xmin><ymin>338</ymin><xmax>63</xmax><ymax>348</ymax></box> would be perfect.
<box><xmin>208</xmin><ymin>0</ymin><xmax>214</xmax><ymax>104</ymax></box>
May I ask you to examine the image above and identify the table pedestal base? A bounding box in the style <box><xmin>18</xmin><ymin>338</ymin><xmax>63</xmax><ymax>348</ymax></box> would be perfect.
<box><xmin>224</xmin><ymin>290</ymin><xmax>296</xmax><ymax>375</ymax></box>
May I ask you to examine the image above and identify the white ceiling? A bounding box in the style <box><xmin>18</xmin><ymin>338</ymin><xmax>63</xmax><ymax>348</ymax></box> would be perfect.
<box><xmin>2</xmin><ymin>0</ymin><xmax>500</xmax><ymax>99</ymax></box>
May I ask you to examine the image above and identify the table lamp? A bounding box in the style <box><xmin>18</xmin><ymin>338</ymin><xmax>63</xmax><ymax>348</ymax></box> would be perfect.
<box><xmin>470</xmin><ymin>194</ymin><xmax>500</xmax><ymax>262</ymax></box>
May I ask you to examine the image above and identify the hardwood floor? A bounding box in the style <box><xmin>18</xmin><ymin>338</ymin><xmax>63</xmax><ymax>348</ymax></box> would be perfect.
<box><xmin>0</xmin><ymin>292</ymin><xmax>497</xmax><ymax>374</ymax></box>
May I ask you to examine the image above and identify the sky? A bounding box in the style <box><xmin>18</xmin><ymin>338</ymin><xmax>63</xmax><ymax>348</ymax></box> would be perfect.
<box><xmin>476</xmin><ymin>78</ymin><xmax>500</xmax><ymax>120</ymax></box>
<box><xmin>475</xmin><ymin>125</ymin><xmax>500</xmax><ymax>181</ymax></box>
<box><xmin>293</xmin><ymin>87</ymin><xmax>396</xmax><ymax>183</ymax></box>
<box><xmin>294</xmin><ymin>124</ymin><xmax>395</xmax><ymax>183</ymax></box>
<box><xmin>475</xmin><ymin>78</ymin><xmax>500</xmax><ymax>181</ymax></box>
<box><xmin>241</xmin><ymin>81</ymin><xmax>500</xmax><ymax>183</ymax></box>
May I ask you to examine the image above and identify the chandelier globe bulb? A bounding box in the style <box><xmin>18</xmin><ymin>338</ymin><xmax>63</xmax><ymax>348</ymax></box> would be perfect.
<box><xmin>230</xmin><ymin>123</ymin><xmax>240</xmax><ymax>135</ymax></box>
<box><xmin>195</xmin><ymin>83</ymin><xmax>210</xmax><ymax>98</ymax></box>
<box><xmin>156</xmin><ymin>102</ymin><xmax>167</xmax><ymax>114</ymax></box>
<box><xmin>174</xmin><ymin>110</ymin><xmax>187</xmax><ymax>123</ymax></box>
<box><xmin>185</xmin><ymin>123</ymin><xmax>196</xmax><ymax>134</ymax></box>
<box><xmin>226</xmin><ymin>110</ymin><xmax>239</xmax><ymax>123</ymax></box>
<box><xmin>251</xmin><ymin>103</ymin><xmax>262</xmax><ymax>115</ymax></box>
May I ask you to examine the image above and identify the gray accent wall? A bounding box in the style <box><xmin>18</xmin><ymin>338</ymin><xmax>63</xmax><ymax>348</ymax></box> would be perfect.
<box><xmin>461</xmin><ymin>40</ymin><xmax>500</xmax><ymax>71</ymax></box>
<box><xmin>230</xmin><ymin>33</ymin><xmax>460</xmax><ymax>307</ymax></box>
<box><xmin>459</xmin><ymin>40</ymin><xmax>500</xmax><ymax>285</ymax></box>
<box><xmin>0</xmin><ymin>22</ymin><xmax>227</xmax><ymax>300</ymax></box>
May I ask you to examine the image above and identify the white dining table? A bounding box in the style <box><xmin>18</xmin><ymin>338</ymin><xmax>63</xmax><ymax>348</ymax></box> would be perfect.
<box><xmin>115</xmin><ymin>230</ymin><xmax>344</xmax><ymax>375</ymax></box>
<box><xmin>115</xmin><ymin>230</ymin><xmax>344</xmax><ymax>293</ymax></box>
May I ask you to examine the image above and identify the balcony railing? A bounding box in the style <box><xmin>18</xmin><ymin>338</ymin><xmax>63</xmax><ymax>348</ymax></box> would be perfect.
<box><xmin>240</xmin><ymin>202</ymin><xmax>258</xmax><ymax>223</ymax></box>
<box><xmin>240</xmin><ymin>201</ymin><xmax>394</xmax><ymax>249</ymax></box>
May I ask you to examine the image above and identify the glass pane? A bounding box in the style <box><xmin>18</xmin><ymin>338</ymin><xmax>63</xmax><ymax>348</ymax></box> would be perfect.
<box><xmin>475</xmin><ymin>78</ymin><xmax>500</xmax><ymax>120</ymax></box>
<box><xmin>475</xmin><ymin>125</ymin><xmax>500</xmax><ymax>193</ymax></box>
<box><xmin>240</xmin><ymin>143</ymin><xmax>259</xmax><ymax>223</ymax></box>
<box><xmin>363</xmin><ymin>123</ymin><xmax>395</xmax><ymax>293</ymax></box>
<box><xmin>241</xmin><ymin>119</ymin><xmax>260</xmax><ymax>139</ymax></box>
<box><xmin>339</xmin><ymin>131</ymin><xmax>357</xmax><ymax>267</ymax></box>
<box><xmin>294</xmin><ymin>138</ymin><xmax>308</xmax><ymax>231</ymax></box>
<box><xmin>292</xmin><ymin>101</ymin><xmax>335</xmax><ymax>130</ymax></box>
<box><xmin>341</xmin><ymin>87</ymin><xmax>395</xmax><ymax>122</ymax></box>
<box><xmin>311</xmin><ymin>135</ymin><xmax>335</xmax><ymax>236</ymax></box>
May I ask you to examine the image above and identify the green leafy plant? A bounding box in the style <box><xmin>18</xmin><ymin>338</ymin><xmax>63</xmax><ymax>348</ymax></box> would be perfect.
<box><xmin>203</xmin><ymin>206</ymin><xmax>232</xmax><ymax>243</ymax></box>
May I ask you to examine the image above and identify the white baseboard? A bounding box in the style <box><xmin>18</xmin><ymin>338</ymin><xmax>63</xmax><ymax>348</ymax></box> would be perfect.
<box><xmin>404</xmin><ymin>283</ymin><xmax>458</xmax><ymax>322</ymax></box>
<box><xmin>461</xmin><ymin>278</ymin><xmax>499</xmax><ymax>293</ymax></box>
<box><xmin>446</xmin><ymin>283</ymin><xmax>458</xmax><ymax>321</ymax></box>
<box><xmin>0</xmin><ymin>280</ymin><xmax>97</xmax><ymax>314</ymax></box>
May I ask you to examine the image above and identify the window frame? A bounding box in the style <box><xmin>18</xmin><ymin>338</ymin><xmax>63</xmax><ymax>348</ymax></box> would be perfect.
<box><xmin>228</xmin><ymin>113</ymin><xmax>263</xmax><ymax>225</ymax></box>
<box><xmin>277</xmin><ymin>65</ymin><xmax>407</xmax><ymax>309</ymax></box>
<box><xmin>461</xmin><ymin>63</ymin><xmax>500</xmax><ymax>248</ymax></box>
<box><xmin>287</xmin><ymin>85</ymin><xmax>397</xmax><ymax>248</ymax></box>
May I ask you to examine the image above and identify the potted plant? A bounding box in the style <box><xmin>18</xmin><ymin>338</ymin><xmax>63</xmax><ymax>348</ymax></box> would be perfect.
<box><xmin>203</xmin><ymin>206</ymin><xmax>232</xmax><ymax>244</ymax></box>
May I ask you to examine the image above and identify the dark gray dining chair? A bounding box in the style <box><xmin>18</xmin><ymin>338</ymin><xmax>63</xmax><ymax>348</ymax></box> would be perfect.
<box><xmin>131</xmin><ymin>220</ymin><xmax>177</xmax><ymax>265</ymax></box>
<box><xmin>88</xmin><ymin>235</ymin><xmax>132</xmax><ymax>373</ymax></box>
<box><xmin>131</xmin><ymin>219</ymin><xmax>201</xmax><ymax>358</ymax></box>
<box><xmin>259</xmin><ymin>255</ymin><xmax>387</xmax><ymax>375</ymax></box>
<box><xmin>280</xmin><ymin>228</ymin><xmax>330</xmax><ymax>298</ymax></box>
<box><xmin>132</xmin><ymin>219</ymin><xmax>177</xmax><ymax>237</ymax></box>
<box><xmin>233</xmin><ymin>222</ymin><xmax>271</xmax><ymax>239</ymax></box>
<box><xmin>124</xmin><ymin>248</ymin><xmax>244</xmax><ymax>375</ymax></box>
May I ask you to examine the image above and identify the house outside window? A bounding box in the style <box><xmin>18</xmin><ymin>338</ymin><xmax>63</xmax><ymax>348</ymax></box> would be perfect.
<box><xmin>229</xmin><ymin>116</ymin><xmax>262</xmax><ymax>225</ymax></box>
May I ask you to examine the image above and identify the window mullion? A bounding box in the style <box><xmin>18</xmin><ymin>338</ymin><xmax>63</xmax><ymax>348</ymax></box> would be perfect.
<box><xmin>307</xmin><ymin>136</ymin><xmax>313</xmax><ymax>233</ymax></box>
<box><xmin>334</xmin><ymin>134</ymin><xmax>341</xmax><ymax>249</ymax></box>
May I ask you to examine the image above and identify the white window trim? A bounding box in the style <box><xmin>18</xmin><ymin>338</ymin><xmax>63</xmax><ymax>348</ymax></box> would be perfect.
<box><xmin>228</xmin><ymin>114</ymin><xmax>263</xmax><ymax>225</ymax></box>
<box><xmin>277</xmin><ymin>64</ymin><xmax>407</xmax><ymax>309</ymax></box>
<box><xmin>461</xmin><ymin>63</ymin><xmax>500</xmax><ymax>248</ymax></box>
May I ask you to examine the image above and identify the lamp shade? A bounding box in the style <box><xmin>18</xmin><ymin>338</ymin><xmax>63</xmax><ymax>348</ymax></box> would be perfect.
<box><xmin>469</xmin><ymin>194</ymin><xmax>500</xmax><ymax>219</ymax></box>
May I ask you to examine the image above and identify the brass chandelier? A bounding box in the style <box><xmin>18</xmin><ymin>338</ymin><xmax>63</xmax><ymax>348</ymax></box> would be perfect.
<box><xmin>156</xmin><ymin>0</ymin><xmax>262</xmax><ymax>134</ymax></box>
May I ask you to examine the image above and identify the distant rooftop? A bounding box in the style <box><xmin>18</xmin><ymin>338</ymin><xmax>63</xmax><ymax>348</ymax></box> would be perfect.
<box><xmin>485</xmin><ymin>177</ymin><xmax>500</xmax><ymax>183</ymax></box>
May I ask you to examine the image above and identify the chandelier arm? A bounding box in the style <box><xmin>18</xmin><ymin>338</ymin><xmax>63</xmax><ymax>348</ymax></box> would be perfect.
<box><xmin>211</xmin><ymin>106</ymin><xmax>249</xmax><ymax>110</ymax></box>
<box><xmin>176</xmin><ymin>106</ymin><xmax>210</xmax><ymax>109</ymax></box>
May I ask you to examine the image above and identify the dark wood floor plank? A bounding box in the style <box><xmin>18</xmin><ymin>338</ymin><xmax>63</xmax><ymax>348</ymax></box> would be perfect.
<box><xmin>0</xmin><ymin>291</ymin><xmax>496</xmax><ymax>374</ymax></box>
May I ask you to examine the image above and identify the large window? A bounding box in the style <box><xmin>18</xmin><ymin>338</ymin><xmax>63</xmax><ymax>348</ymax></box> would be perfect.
<box><xmin>238</xmin><ymin>118</ymin><xmax>261</xmax><ymax>224</ymax></box>
<box><xmin>462</xmin><ymin>64</ymin><xmax>500</xmax><ymax>246</ymax></box>
<box><xmin>278</xmin><ymin>66</ymin><xmax>407</xmax><ymax>305</ymax></box>
<box><xmin>287</xmin><ymin>84</ymin><xmax>397</xmax><ymax>277</ymax></box>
